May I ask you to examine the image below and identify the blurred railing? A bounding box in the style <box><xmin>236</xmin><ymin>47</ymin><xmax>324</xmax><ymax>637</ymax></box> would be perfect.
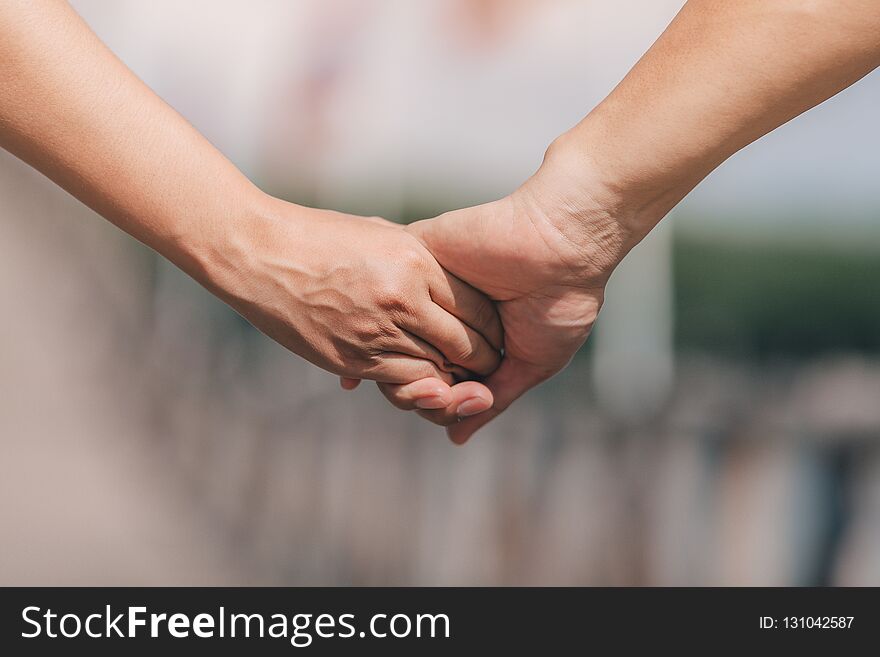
<box><xmin>3</xmin><ymin>139</ymin><xmax>880</xmax><ymax>587</ymax></box>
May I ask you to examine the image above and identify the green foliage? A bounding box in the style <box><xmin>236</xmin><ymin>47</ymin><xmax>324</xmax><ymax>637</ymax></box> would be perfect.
<box><xmin>675</xmin><ymin>237</ymin><xmax>880</xmax><ymax>356</ymax></box>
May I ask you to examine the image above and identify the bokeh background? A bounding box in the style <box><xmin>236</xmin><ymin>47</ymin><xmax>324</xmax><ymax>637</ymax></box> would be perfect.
<box><xmin>2</xmin><ymin>0</ymin><xmax>879</xmax><ymax>585</ymax></box>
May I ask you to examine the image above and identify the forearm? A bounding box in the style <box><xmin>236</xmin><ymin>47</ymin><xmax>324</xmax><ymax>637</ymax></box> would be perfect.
<box><xmin>544</xmin><ymin>0</ymin><xmax>880</xmax><ymax>256</ymax></box>
<box><xmin>0</xmin><ymin>1</ymin><xmax>503</xmax><ymax>386</ymax></box>
<box><xmin>0</xmin><ymin>0</ymin><xmax>262</xmax><ymax>281</ymax></box>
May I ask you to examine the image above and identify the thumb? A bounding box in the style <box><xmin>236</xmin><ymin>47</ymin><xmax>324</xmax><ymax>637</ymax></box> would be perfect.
<box><xmin>445</xmin><ymin>356</ymin><xmax>547</xmax><ymax>445</ymax></box>
<box><xmin>406</xmin><ymin>209</ymin><xmax>485</xmax><ymax>266</ymax></box>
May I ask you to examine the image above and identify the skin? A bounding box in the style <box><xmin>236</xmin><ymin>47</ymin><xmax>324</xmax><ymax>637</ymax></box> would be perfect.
<box><xmin>0</xmin><ymin>0</ymin><xmax>503</xmax><ymax>395</ymax></box>
<box><xmin>4</xmin><ymin>1</ymin><xmax>880</xmax><ymax>442</ymax></box>
<box><xmin>365</xmin><ymin>0</ymin><xmax>880</xmax><ymax>443</ymax></box>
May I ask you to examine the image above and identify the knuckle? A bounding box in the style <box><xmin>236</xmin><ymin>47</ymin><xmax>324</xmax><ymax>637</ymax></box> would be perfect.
<box><xmin>358</xmin><ymin>357</ymin><xmax>390</xmax><ymax>381</ymax></box>
<box><xmin>453</xmin><ymin>341</ymin><xmax>477</xmax><ymax>366</ymax></box>
<box><xmin>413</xmin><ymin>361</ymin><xmax>439</xmax><ymax>381</ymax></box>
<box><xmin>396</xmin><ymin>244</ymin><xmax>428</xmax><ymax>272</ymax></box>
<box><xmin>374</xmin><ymin>277</ymin><xmax>414</xmax><ymax>315</ymax></box>
<box><xmin>358</xmin><ymin>320</ymin><xmax>399</xmax><ymax>345</ymax></box>
<box><xmin>332</xmin><ymin>329</ymin><xmax>395</xmax><ymax>373</ymax></box>
<box><xmin>333</xmin><ymin>343</ymin><xmax>371</xmax><ymax>375</ymax></box>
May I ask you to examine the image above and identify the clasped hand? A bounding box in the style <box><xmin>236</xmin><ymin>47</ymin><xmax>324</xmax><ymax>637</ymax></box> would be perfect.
<box><xmin>233</xmin><ymin>142</ymin><xmax>631</xmax><ymax>444</ymax></box>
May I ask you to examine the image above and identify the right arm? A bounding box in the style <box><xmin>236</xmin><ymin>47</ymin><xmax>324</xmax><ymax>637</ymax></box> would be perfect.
<box><xmin>389</xmin><ymin>0</ymin><xmax>880</xmax><ymax>441</ymax></box>
<box><xmin>544</xmin><ymin>0</ymin><xmax>880</xmax><ymax>261</ymax></box>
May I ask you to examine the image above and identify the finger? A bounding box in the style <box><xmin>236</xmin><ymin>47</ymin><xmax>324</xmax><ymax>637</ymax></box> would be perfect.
<box><xmin>376</xmin><ymin>379</ymin><xmax>492</xmax><ymax>420</ymax></box>
<box><xmin>445</xmin><ymin>357</ymin><xmax>549</xmax><ymax>444</ymax></box>
<box><xmin>363</xmin><ymin>353</ymin><xmax>455</xmax><ymax>386</ymax></box>
<box><xmin>366</xmin><ymin>325</ymin><xmax>474</xmax><ymax>381</ymax></box>
<box><xmin>402</xmin><ymin>304</ymin><xmax>501</xmax><ymax>377</ymax></box>
<box><xmin>375</xmin><ymin>377</ymin><xmax>454</xmax><ymax>411</ymax></box>
<box><xmin>429</xmin><ymin>269</ymin><xmax>503</xmax><ymax>350</ymax></box>
<box><xmin>393</xmin><ymin>327</ymin><xmax>472</xmax><ymax>380</ymax></box>
<box><xmin>388</xmin><ymin>326</ymin><xmax>448</xmax><ymax>370</ymax></box>
<box><xmin>340</xmin><ymin>377</ymin><xmax>361</xmax><ymax>390</ymax></box>
<box><xmin>414</xmin><ymin>380</ymin><xmax>494</xmax><ymax>426</ymax></box>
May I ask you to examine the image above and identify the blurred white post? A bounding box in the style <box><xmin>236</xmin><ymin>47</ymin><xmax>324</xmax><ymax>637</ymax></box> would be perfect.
<box><xmin>591</xmin><ymin>216</ymin><xmax>675</xmax><ymax>425</ymax></box>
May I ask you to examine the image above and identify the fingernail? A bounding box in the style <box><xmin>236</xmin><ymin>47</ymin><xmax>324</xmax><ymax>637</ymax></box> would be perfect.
<box><xmin>457</xmin><ymin>398</ymin><xmax>489</xmax><ymax>418</ymax></box>
<box><xmin>416</xmin><ymin>396</ymin><xmax>449</xmax><ymax>410</ymax></box>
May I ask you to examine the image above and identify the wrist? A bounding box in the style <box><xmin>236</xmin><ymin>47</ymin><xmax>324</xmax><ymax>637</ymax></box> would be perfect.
<box><xmin>512</xmin><ymin>135</ymin><xmax>640</xmax><ymax>285</ymax></box>
<box><xmin>517</xmin><ymin>121</ymin><xmax>690</xmax><ymax>284</ymax></box>
<box><xmin>166</xmin><ymin>182</ymin><xmax>280</xmax><ymax>300</ymax></box>
<box><xmin>546</xmin><ymin>112</ymin><xmax>694</xmax><ymax>226</ymax></box>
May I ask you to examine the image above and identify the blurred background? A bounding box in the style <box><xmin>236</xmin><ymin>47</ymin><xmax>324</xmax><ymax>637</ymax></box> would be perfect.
<box><xmin>2</xmin><ymin>0</ymin><xmax>879</xmax><ymax>585</ymax></box>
